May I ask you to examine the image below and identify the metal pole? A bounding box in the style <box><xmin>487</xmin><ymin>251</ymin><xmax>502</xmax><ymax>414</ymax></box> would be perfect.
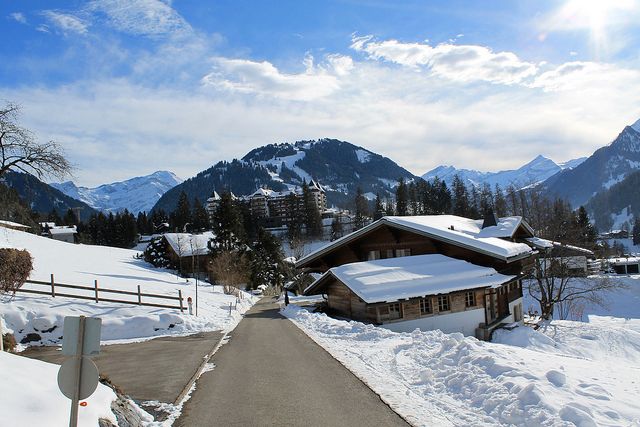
<box><xmin>70</xmin><ymin>316</ymin><xmax>86</xmax><ymax>427</ymax></box>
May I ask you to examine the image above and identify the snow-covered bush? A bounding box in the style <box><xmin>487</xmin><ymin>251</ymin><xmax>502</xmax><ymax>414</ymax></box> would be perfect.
<box><xmin>0</xmin><ymin>248</ymin><xmax>32</xmax><ymax>294</ymax></box>
<box><xmin>143</xmin><ymin>237</ymin><xmax>172</xmax><ymax>268</ymax></box>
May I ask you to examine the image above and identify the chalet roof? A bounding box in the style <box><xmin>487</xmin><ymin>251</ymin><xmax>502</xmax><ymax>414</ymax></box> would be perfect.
<box><xmin>48</xmin><ymin>226</ymin><xmax>77</xmax><ymax>235</ymax></box>
<box><xmin>296</xmin><ymin>215</ymin><xmax>533</xmax><ymax>268</ymax></box>
<box><xmin>609</xmin><ymin>257</ymin><xmax>640</xmax><ymax>265</ymax></box>
<box><xmin>0</xmin><ymin>220</ymin><xmax>30</xmax><ymax>229</ymax></box>
<box><xmin>304</xmin><ymin>254</ymin><xmax>516</xmax><ymax>303</ymax></box>
<box><xmin>164</xmin><ymin>232</ymin><xmax>214</xmax><ymax>257</ymax></box>
<box><xmin>525</xmin><ymin>237</ymin><xmax>595</xmax><ymax>257</ymax></box>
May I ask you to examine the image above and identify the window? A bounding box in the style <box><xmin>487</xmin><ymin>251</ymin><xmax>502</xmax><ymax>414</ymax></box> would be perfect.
<box><xmin>465</xmin><ymin>291</ymin><xmax>476</xmax><ymax>307</ymax></box>
<box><xmin>396</xmin><ymin>248</ymin><xmax>412</xmax><ymax>257</ymax></box>
<box><xmin>389</xmin><ymin>302</ymin><xmax>403</xmax><ymax>320</ymax></box>
<box><xmin>419</xmin><ymin>297</ymin><xmax>432</xmax><ymax>315</ymax></box>
<box><xmin>367</xmin><ymin>250</ymin><xmax>380</xmax><ymax>260</ymax></box>
<box><xmin>437</xmin><ymin>295</ymin><xmax>450</xmax><ymax>312</ymax></box>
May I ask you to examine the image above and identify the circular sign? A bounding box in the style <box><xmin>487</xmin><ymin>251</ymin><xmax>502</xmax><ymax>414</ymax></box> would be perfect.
<box><xmin>57</xmin><ymin>357</ymin><xmax>100</xmax><ymax>400</ymax></box>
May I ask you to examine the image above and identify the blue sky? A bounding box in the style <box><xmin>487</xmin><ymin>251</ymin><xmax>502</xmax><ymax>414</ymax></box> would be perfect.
<box><xmin>2</xmin><ymin>0</ymin><xmax>640</xmax><ymax>186</ymax></box>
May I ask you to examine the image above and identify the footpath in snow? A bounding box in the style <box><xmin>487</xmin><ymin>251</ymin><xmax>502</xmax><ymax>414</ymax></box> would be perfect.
<box><xmin>283</xmin><ymin>305</ymin><xmax>640</xmax><ymax>426</ymax></box>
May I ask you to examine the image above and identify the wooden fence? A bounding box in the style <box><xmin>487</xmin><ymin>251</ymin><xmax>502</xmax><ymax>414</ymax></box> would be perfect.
<box><xmin>15</xmin><ymin>274</ymin><xmax>184</xmax><ymax>312</ymax></box>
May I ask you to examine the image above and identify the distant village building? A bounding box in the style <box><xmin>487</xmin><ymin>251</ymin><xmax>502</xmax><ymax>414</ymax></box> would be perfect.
<box><xmin>206</xmin><ymin>180</ymin><xmax>328</xmax><ymax>229</ymax></box>
<box><xmin>297</xmin><ymin>214</ymin><xmax>537</xmax><ymax>340</ymax></box>
<box><xmin>526</xmin><ymin>237</ymin><xmax>598</xmax><ymax>275</ymax></box>
<box><xmin>40</xmin><ymin>222</ymin><xmax>77</xmax><ymax>243</ymax></box>
<box><xmin>608</xmin><ymin>257</ymin><xmax>640</xmax><ymax>274</ymax></box>
<box><xmin>161</xmin><ymin>232</ymin><xmax>214</xmax><ymax>275</ymax></box>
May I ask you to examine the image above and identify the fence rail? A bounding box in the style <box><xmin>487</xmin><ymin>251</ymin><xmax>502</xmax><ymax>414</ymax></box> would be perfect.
<box><xmin>16</xmin><ymin>274</ymin><xmax>184</xmax><ymax>312</ymax></box>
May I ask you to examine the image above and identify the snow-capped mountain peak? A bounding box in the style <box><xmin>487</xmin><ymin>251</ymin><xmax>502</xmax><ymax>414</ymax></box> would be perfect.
<box><xmin>631</xmin><ymin>118</ymin><xmax>640</xmax><ymax>134</ymax></box>
<box><xmin>51</xmin><ymin>170</ymin><xmax>182</xmax><ymax>214</ymax></box>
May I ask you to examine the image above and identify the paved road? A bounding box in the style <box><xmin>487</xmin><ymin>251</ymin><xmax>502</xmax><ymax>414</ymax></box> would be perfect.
<box><xmin>22</xmin><ymin>331</ymin><xmax>223</xmax><ymax>404</ymax></box>
<box><xmin>176</xmin><ymin>299</ymin><xmax>409</xmax><ymax>427</ymax></box>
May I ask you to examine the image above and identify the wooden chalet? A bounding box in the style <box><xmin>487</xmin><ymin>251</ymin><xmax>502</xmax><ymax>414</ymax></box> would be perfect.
<box><xmin>297</xmin><ymin>214</ymin><xmax>536</xmax><ymax>339</ymax></box>
<box><xmin>162</xmin><ymin>232</ymin><xmax>214</xmax><ymax>275</ymax></box>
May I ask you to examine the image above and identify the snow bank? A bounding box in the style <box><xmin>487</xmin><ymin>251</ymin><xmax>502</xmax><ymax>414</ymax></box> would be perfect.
<box><xmin>0</xmin><ymin>228</ymin><xmax>256</xmax><ymax>345</ymax></box>
<box><xmin>0</xmin><ymin>351</ymin><xmax>117</xmax><ymax>426</ymax></box>
<box><xmin>283</xmin><ymin>305</ymin><xmax>640</xmax><ymax>427</ymax></box>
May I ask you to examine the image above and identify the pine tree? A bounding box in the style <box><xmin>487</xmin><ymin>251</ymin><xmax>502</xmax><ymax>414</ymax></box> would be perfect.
<box><xmin>451</xmin><ymin>175</ymin><xmax>471</xmax><ymax>217</ymax></box>
<box><xmin>249</xmin><ymin>228</ymin><xmax>285</xmax><ymax>290</ymax></box>
<box><xmin>330</xmin><ymin>217</ymin><xmax>344</xmax><ymax>240</ymax></box>
<box><xmin>395</xmin><ymin>178</ymin><xmax>408</xmax><ymax>216</ymax></box>
<box><xmin>493</xmin><ymin>184</ymin><xmax>507</xmax><ymax>217</ymax></box>
<box><xmin>285</xmin><ymin>193</ymin><xmax>303</xmax><ymax>241</ymax></box>
<box><xmin>211</xmin><ymin>192</ymin><xmax>246</xmax><ymax>253</ymax></box>
<box><xmin>173</xmin><ymin>191</ymin><xmax>192</xmax><ymax>231</ymax></box>
<box><xmin>575</xmin><ymin>206</ymin><xmax>597</xmax><ymax>249</ymax></box>
<box><xmin>633</xmin><ymin>217</ymin><xmax>640</xmax><ymax>246</ymax></box>
<box><xmin>354</xmin><ymin>187</ymin><xmax>369</xmax><ymax>230</ymax></box>
<box><xmin>63</xmin><ymin>208</ymin><xmax>77</xmax><ymax>226</ymax></box>
<box><xmin>191</xmin><ymin>198</ymin><xmax>209</xmax><ymax>232</ymax></box>
<box><xmin>302</xmin><ymin>182</ymin><xmax>322</xmax><ymax>238</ymax></box>
<box><xmin>373</xmin><ymin>193</ymin><xmax>384</xmax><ymax>220</ymax></box>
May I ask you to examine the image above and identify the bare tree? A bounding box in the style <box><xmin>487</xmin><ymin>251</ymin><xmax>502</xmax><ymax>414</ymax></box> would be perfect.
<box><xmin>526</xmin><ymin>249</ymin><xmax>624</xmax><ymax>320</ymax></box>
<box><xmin>0</xmin><ymin>102</ymin><xmax>72</xmax><ymax>179</ymax></box>
<box><xmin>208</xmin><ymin>250</ymin><xmax>249</xmax><ymax>294</ymax></box>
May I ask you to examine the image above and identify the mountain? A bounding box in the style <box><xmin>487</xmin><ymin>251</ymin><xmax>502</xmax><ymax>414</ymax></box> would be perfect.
<box><xmin>544</xmin><ymin>122</ymin><xmax>640</xmax><ymax>207</ymax></box>
<box><xmin>1</xmin><ymin>171</ymin><xmax>97</xmax><ymax>221</ymax></box>
<box><xmin>52</xmin><ymin>171</ymin><xmax>182</xmax><ymax>214</ymax></box>
<box><xmin>422</xmin><ymin>155</ymin><xmax>586</xmax><ymax>189</ymax></box>
<box><xmin>586</xmin><ymin>169</ymin><xmax>640</xmax><ymax>231</ymax></box>
<box><xmin>152</xmin><ymin>138</ymin><xmax>417</xmax><ymax>213</ymax></box>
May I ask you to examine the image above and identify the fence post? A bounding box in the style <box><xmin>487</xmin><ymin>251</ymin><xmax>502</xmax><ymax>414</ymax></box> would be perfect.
<box><xmin>178</xmin><ymin>290</ymin><xmax>184</xmax><ymax>313</ymax></box>
<box><xmin>50</xmin><ymin>274</ymin><xmax>55</xmax><ymax>298</ymax></box>
<box><xmin>137</xmin><ymin>285</ymin><xmax>142</xmax><ymax>305</ymax></box>
<box><xmin>94</xmin><ymin>280</ymin><xmax>99</xmax><ymax>303</ymax></box>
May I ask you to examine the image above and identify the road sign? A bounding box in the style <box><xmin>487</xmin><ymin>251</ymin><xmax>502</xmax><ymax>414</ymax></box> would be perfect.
<box><xmin>57</xmin><ymin>357</ymin><xmax>100</xmax><ymax>400</ymax></box>
<box><xmin>62</xmin><ymin>316</ymin><xmax>102</xmax><ymax>357</ymax></box>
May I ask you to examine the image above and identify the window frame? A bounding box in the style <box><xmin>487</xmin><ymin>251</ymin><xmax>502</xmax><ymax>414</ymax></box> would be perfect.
<box><xmin>465</xmin><ymin>291</ymin><xmax>476</xmax><ymax>308</ymax></box>
<box><xmin>419</xmin><ymin>297</ymin><xmax>432</xmax><ymax>315</ymax></box>
<box><xmin>437</xmin><ymin>295</ymin><xmax>450</xmax><ymax>312</ymax></box>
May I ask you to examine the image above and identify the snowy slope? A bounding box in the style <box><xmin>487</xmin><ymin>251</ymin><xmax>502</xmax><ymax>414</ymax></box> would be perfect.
<box><xmin>284</xmin><ymin>305</ymin><xmax>640</xmax><ymax>426</ymax></box>
<box><xmin>0</xmin><ymin>227</ymin><xmax>255</xmax><ymax>345</ymax></box>
<box><xmin>422</xmin><ymin>155</ymin><xmax>586</xmax><ymax>189</ymax></box>
<box><xmin>52</xmin><ymin>170</ymin><xmax>182</xmax><ymax>214</ymax></box>
<box><xmin>0</xmin><ymin>351</ymin><xmax>118</xmax><ymax>426</ymax></box>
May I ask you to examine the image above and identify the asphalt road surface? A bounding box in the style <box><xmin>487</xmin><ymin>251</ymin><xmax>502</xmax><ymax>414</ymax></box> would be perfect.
<box><xmin>175</xmin><ymin>299</ymin><xmax>410</xmax><ymax>427</ymax></box>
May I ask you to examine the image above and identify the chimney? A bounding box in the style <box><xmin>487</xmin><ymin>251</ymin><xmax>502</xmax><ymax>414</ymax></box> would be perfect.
<box><xmin>482</xmin><ymin>210</ymin><xmax>499</xmax><ymax>229</ymax></box>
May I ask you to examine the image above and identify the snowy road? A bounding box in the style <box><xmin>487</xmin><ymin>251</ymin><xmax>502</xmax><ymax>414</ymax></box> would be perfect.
<box><xmin>175</xmin><ymin>299</ymin><xmax>409</xmax><ymax>427</ymax></box>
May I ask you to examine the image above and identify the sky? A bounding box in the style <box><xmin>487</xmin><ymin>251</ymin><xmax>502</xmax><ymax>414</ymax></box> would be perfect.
<box><xmin>2</xmin><ymin>0</ymin><xmax>640</xmax><ymax>186</ymax></box>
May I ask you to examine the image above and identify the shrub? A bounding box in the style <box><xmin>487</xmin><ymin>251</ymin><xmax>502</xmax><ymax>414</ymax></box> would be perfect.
<box><xmin>0</xmin><ymin>248</ymin><xmax>33</xmax><ymax>294</ymax></box>
<box><xmin>2</xmin><ymin>333</ymin><xmax>17</xmax><ymax>352</ymax></box>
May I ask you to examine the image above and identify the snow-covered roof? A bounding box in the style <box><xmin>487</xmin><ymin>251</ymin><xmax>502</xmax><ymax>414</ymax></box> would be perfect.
<box><xmin>525</xmin><ymin>237</ymin><xmax>594</xmax><ymax>256</ymax></box>
<box><xmin>48</xmin><ymin>226</ymin><xmax>77</xmax><ymax>235</ymax></box>
<box><xmin>296</xmin><ymin>215</ymin><xmax>533</xmax><ymax>267</ymax></box>
<box><xmin>40</xmin><ymin>222</ymin><xmax>56</xmax><ymax>228</ymax></box>
<box><xmin>164</xmin><ymin>232</ymin><xmax>214</xmax><ymax>257</ymax></box>
<box><xmin>305</xmin><ymin>254</ymin><xmax>516</xmax><ymax>303</ymax></box>
<box><xmin>0</xmin><ymin>220</ymin><xmax>30</xmax><ymax>229</ymax></box>
<box><xmin>609</xmin><ymin>257</ymin><xmax>640</xmax><ymax>265</ymax></box>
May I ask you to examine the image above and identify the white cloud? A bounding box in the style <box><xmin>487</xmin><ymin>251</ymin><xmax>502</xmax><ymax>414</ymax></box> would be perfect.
<box><xmin>10</xmin><ymin>12</ymin><xmax>27</xmax><ymax>24</ymax></box>
<box><xmin>41</xmin><ymin>10</ymin><xmax>89</xmax><ymax>35</ymax></box>
<box><xmin>87</xmin><ymin>0</ymin><xmax>191</xmax><ymax>37</ymax></box>
<box><xmin>351</xmin><ymin>35</ymin><xmax>538</xmax><ymax>85</ymax></box>
<box><xmin>531</xmin><ymin>61</ymin><xmax>640</xmax><ymax>92</ymax></box>
<box><xmin>201</xmin><ymin>55</ymin><xmax>346</xmax><ymax>101</ymax></box>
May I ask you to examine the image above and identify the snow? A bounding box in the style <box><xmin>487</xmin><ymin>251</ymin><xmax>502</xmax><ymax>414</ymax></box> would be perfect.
<box><xmin>355</xmin><ymin>149</ymin><xmax>371</xmax><ymax>163</ymax></box>
<box><xmin>307</xmin><ymin>254</ymin><xmax>515</xmax><ymax>303</ymax></box>
<box><xmin>0</xmin><ymin>220</ymin><xmax>30</xmax><ymax>229</ymax></box>
<box><xmin>297</xmin><ymin>215</ymin><xmax>533</xmax><ymax>269</ymax></box>
<box><xmin>283</xmin><ymin>305</ymin><xmax>640</xmax><ymax>426</ymax></box>
<box><xmin>632</xmin><ymin>118</ymin><xmax>640</xmax><ymax>133</ymax></box>
<box><xmin>609</xmin><ymin>256</ymin><xmax>640</xmax><ymax>265</ymax></box>
<box><xmin>0</xmin><ymin>228</ymin><xmax>256</xmax><ymax>345</ymax></box>
<box><xmin>476</xmin><ymin>216</ymin><xmax>523</xmax><ymax>238</ymax></box>
<box><xmin>51</xmin><ymin>170</ymin><xmax>182</xmax><ymax>214</ymax></box>
<box><xmin>0</xmin><ymin>351</ymin><xmax>117</xmax><ymax>426</ymax></box>
<box><xmin>163</xmin><ymin>232</ymin><xmax>214</xmax><ymax>257</ymax></box>
<box><xmin>256</xmin><ymin>148</ymin><xmax>313</xmax><ymax>183</ymax></box>
<box><xmin>384</xmin><ymin>216</ymin><xmax>532</xmax><ymax>259</ymax></box>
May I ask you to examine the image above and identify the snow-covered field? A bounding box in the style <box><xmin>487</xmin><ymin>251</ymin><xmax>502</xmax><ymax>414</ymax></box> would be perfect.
<box><xmin>283</xmin><ymin>292</ymin><xmax>640</xmax><ymax>426</ymax></box>
<box><xmin>0</xmin><ymin>227</ymin><xmax>256</xmax><ymax>345</ymax></box>
<box><xmin>0</xmin><ymin>350</ymin><xmax>118</xmax><ymax>426</ymax></box>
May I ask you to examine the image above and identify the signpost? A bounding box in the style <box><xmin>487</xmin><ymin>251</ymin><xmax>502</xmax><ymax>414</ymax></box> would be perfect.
<box><xmin>58</xmin><ymin>316</ymin><xmax>102</xmax><ymax>427</ymax></box>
